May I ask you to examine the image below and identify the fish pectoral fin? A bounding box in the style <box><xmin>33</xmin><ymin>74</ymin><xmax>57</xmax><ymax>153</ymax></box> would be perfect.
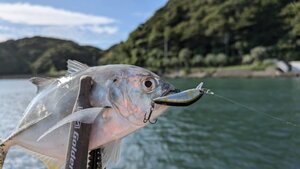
<box><xmin>102</xmin><ymin>139</ymin><xmax>122</xmax><ymax>165</ymax></box>
<box><xmin>27</xmin><ymin>150</ymin><xmax>62</xmax><ymax>169</ymax></box>
<box><xmin>37</xmin><ymin>107</ymin><xmax>104</xmax><ymax>142</ymax></box>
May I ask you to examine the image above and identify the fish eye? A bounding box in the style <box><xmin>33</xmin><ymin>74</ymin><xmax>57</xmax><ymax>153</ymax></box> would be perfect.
<box><xmin>145</xmin><ymin>80</ymin><xmax>152</xmax><ymax>88</ymax></box>
<box><xmin>142</xmin><ymin>77</ymin><xmax>156</xmax><ymax>93</ymax></box>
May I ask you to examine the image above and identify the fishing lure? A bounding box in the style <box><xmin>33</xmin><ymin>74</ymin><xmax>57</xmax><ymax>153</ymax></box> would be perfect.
<box><xmin>153</xmin><ymin>82</ymin><xmax>298</xmax><ymax>127</ymax></box>
<box><xmin>153</xmin><ymin>82</ymin><xmax>210</xmax><ymax>106</ymax></box>
<box><xmin>143</xmin><ymin>82</ymin><xmax>210</xmax><ymax>123</ymax></box>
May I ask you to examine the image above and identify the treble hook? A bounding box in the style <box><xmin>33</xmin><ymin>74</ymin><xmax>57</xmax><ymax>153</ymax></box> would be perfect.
<box><xmin>143</xmin><ymin>102</ymin><xmax>157</xmax><ymax>124</ymax></box>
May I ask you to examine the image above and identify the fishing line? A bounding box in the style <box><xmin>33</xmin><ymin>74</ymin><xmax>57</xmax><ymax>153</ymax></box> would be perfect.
<box><xmin>202</xmin><ymin>89</ymin><xmax>298</xmax><ymax>127</ymax></box>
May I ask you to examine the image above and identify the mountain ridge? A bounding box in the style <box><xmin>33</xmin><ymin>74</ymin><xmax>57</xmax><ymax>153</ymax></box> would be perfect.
<box><xmin>0</xmin><ymin>36</ymin><xmax>103</xmax><ymax>75</ymax></box>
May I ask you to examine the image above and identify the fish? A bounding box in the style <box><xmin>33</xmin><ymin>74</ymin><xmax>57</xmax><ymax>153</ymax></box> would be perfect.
<box><xmin>0</xmin><ymin>60</ymin><xmax>177</xmax><ymax>169</ymax></box>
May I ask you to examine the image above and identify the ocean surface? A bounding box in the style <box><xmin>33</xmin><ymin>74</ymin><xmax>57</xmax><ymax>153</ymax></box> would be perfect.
<box><xmin>0</xmin><ymin>78</ymin><xmax>299</xmax><ymax>169</ymax></box>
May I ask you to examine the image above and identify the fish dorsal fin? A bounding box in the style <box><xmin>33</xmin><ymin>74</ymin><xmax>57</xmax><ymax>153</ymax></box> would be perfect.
<box><xmin>67</xmin><ymin>60</ymin><xmax>89</xmax><ymax>75</ymax></box>
<box><xmin>27</xmin><ymin>150</ymin><xmax>62</xmax><ymax>169</ymax></box>
<box><xmin>30</xmin><ymin>77</ymin><xmax>55</xmax><ymax>93</ymax></box>
<box><xmin>103</xmin><ymin>139</ymin><xmax>122</xmax><ymax>165</ymax></box>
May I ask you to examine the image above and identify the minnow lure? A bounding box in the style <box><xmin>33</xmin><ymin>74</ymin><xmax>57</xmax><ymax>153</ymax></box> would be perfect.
<box><xmin>154</xmin><ymin>81</ymin><xmax>299</xmax><ymax>128</ymax></box>
<box><xmin>153</xmin><ymin>82</ymin><xmax>211</xmax><ymax>106</ymax></box>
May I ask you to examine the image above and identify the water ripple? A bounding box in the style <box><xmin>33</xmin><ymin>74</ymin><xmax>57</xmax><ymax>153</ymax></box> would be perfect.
<box><xmin>0</xmin><ymin>78</ymin><xmax>300</xmax><ymax>169</ymax></box>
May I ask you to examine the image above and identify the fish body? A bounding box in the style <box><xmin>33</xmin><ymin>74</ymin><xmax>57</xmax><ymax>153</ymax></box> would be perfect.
<box><xmin>0</xmin><ymin>60</ymin><xmax>174</xmax><ymax>168</ymax></box>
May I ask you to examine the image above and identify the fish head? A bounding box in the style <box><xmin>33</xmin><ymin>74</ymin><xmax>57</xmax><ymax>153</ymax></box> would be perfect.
<box><xmin>107</xmin><ymin>65</ymin><xmax>175</xmax><ymax>126</ymax></box>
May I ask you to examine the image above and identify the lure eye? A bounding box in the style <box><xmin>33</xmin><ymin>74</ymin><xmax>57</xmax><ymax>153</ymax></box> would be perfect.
<box><xmin>142</xmin><ymin>78</ymin><xmax>156</xmax><ymax>93</ymax></box>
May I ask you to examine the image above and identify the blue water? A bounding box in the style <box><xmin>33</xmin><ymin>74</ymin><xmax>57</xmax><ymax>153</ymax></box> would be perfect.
<box><xmin>0</xmin><ymin>78</ymin><xmax>300</xmax><ymax>169</ymax></box>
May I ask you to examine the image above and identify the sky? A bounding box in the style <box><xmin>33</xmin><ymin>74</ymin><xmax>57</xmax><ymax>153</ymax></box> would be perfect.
<box><xmin>0</xmin><ymin>0</ymin><xmax>167</xmax><ymax>49</ymax></box>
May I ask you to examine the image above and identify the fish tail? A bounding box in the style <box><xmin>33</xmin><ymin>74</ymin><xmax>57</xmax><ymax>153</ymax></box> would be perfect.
<box><xmin>0</xmin><ymin>139</ymin><xmax>10</xmax><ymax>169</ymax></box>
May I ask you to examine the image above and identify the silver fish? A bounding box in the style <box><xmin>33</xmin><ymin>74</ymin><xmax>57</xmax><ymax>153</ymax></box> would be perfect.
<box><xmin>0</xmin><ymin>60</ymin><xmax>176</xmax><ymax>169</ymax></box>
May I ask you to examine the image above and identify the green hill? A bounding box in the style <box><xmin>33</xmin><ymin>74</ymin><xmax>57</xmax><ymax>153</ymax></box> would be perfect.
<box><xmin>99</xmin><ymin>0</ymin><xmax>300</xmax><ymax>72</ymax></box>
<box><xmin>1</xmin><ymin>0</ymin><xmax>299</xmax><ymax>75</ymax></box>
<box><xmin>0</xmin><ymin>36</ymin><xmax>102</xmax><ymax>75</ymax></box>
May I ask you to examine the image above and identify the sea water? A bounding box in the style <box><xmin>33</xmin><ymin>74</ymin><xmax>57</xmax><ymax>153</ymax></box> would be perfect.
<box><xmin>0</xmin><ymin>78</ymin><xmax>300</xmax><ymax>169</ymax></box>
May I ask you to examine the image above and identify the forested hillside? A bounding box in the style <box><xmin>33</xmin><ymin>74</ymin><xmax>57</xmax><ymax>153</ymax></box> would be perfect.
<box><xmin>100</xmin><ymin>0</ymin><xmax>300</xmax><ymax>72</ymax></box>
<box><xmin>0</xmin><ymin>0</ymin><xmax>299</xmax><ymax>75</ymax></box>
<box><xmin>0</xmin><ymin>36</ymin><xmax>102</xmax><ymax>75</ymax></box>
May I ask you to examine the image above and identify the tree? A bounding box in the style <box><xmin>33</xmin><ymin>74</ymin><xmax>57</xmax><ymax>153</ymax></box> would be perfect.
<box><xmin>250</xmin><ymin>46</ymin><xmax>267</xmax><ymax>61</ymax></box>
<box><xmin>216</xmin><ymin>53</ymin><xmax>228</xmax><ymax>66</ymax></box>
<box><xmin>191</xmin><ymin>54</ymin><xmax>204</xmax><ymax>66</ymax></box>
<box><xmin>99</xmin><ymin>0</ymin><xmax>297</xmax><ymax>70</ymax></box>
<box><xmin>178</xmin><ymin>48</ymin><xmax>192</xmax><ymax>71</ymax></box>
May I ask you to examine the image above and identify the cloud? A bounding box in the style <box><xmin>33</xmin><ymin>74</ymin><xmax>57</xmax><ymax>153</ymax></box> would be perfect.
<box><xmin>0</xmin><ymin>25</ymin><xmax>118</xmax><ymax>49</ymax></box>
<box><xmin>0</xmin><ymin>3</ymin><xmax>115</xmax><ymax>26</ymax></box>
<box><xmin>0</xmin><ymin>34</ymin><xmax>10</xmax><ymax>42</ymax></box>
<box><xmin>0</xmin><ymin>26</ymin><xmax>11</xmax><ymax>31</ymax></box>
<box><xmin>0</xmin><ymin>3</ymin><xmax>119</xmax><ymax>48</ymax></box>
<box><xmin>81</xmin><ymin>25</ymin><xmax>118</xmax><ymax>34</ymax></box>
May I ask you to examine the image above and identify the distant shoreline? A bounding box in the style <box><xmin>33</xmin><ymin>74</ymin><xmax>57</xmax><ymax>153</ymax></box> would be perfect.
<box><xmin>165</xmin><ymin>69</ymin><xmax>300</xmax><ymax>78</ymax></box>
<box><xmin>0</xmin><ymin>74</ymin><xmax>59</xmax><ymax>79</ymax></box>
<box><xmin>1</xmin><ymin>70</ymin><xmax>300</xmax><ymax>79</ymax></box>
<box><xmin>0</xmin><ymin>74</ymin><xmax>34</xmax><ymax>79</ymax></box>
